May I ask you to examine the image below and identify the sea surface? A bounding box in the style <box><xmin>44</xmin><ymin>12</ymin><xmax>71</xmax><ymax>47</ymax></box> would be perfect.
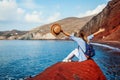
<box><xmin>0</xmin><ymin>40</ymin><xmax>120</xmax><ymax>80</ymax></box>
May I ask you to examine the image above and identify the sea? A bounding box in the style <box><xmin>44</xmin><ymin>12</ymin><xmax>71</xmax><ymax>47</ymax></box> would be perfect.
<box><xmin>0</xmin><ymin>40</ymin><xmax>120</xmax><ymax>80</ymax></box>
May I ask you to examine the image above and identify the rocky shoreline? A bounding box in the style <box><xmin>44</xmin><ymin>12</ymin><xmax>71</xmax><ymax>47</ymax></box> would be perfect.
<box><xmin>93</xmin><ymin>41</ymin><xmax>120</xmax><ymax>49</ymax></box>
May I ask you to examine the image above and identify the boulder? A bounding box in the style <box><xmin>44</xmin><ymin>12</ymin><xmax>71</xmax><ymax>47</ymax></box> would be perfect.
<box><xmin>28</xmin><ymin>59</ymin><xmax>106</xmax><ymax>80</ymax></box>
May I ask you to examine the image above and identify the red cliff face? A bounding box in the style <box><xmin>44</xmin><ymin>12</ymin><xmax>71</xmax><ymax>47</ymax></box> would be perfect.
<box><xmin>28</xmin><ymin>59</ymin><xmax>106</xmax><ymax>80</ymax></box>
<box><xmin>82</xmin><ymin>0</ymin><xmax>120</xmax><ymax>42</ymax></box>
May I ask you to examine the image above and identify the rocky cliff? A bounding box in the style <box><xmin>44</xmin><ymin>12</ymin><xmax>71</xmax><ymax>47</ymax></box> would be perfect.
<box><xmin>18</xmin><ymin>16</ymin><xmax>94</xmax><ymax>40</ymax></box>
<box><xmin>27</xmin><ymin>59</ymin><xmax>106</xmax><ymax>80</ymax></box>
<box><xmin>81</xmin><ymin>0</ymin><xmax>120</xmax><ymax>42</ymax></box>
<box><xmin>19</xmin><ymin>0</ymin><xmax>120</xmax><ymax>41</ymax></box>
<box><xmin>2</xmin><ymin>0</ymin><xmax>119</xmax><ymax>41</ymax></box>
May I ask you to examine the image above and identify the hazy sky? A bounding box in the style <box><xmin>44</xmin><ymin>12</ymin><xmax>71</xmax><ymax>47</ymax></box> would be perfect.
<box><xmin>0</xmin><ymin>0</ymin><xmax>110</xmax><ymax>31</ymax></box>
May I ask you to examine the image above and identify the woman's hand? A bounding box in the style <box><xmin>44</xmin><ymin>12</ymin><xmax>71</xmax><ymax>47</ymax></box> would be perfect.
<box><xmin>98</xmin><ymin>28</ymin><xmax>105</xmax><ymax>32</ymax></box>
<box><xmin>60</xmin><ymin>29</ymin><xmax>63</xmax><ymax>32</ymax></box>
<box><xmin>60</xmin><ymin>29</ymin><xmax>70</xmax><ymax>37</ymax></box>
<box><xmin>93</xmin><ymin>28</ymin><xmax>105</xmax><ymax>36</ymax></box>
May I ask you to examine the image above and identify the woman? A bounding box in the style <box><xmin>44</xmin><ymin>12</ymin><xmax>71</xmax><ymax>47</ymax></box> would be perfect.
<box><xmin>61</xmin><ymin>28</ymin><xmax>105</xmax><ymax>62</ymax></box>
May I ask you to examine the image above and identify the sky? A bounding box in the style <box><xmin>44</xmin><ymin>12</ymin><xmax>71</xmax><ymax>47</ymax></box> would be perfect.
<box><xmin>0</xmin><ymin>0</ymin><xmax>110</xmax><ymax>31</ymax></box>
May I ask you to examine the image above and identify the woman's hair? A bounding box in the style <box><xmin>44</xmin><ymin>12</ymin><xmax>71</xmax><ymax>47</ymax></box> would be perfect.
<box><xmin>78</xmin><ymin>30</ymin><xmax>88</xmax><ymax>42</ymax></box>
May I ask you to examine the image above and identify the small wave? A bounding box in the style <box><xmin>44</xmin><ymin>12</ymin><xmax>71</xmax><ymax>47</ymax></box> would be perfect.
<box><xmin>4</xmin><ymin>77</ymin><xmax>26</xmax><ymax>80</ymax></box>
<box><xmin>91</xmin><ymin>43</ymin><xmax>120</xmax><ymax>52</ymax></box>
<box><xmin>4</xmin><ymin>75</ymin><xmax>29</xmax><ymax>80</ymax></box>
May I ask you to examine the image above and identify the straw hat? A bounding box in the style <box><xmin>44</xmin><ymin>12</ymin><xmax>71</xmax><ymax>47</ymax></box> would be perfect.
<box><xmin>50</xmin><ymin>23</ymin><xmax>61</xmax><ymax>36</ymax></box>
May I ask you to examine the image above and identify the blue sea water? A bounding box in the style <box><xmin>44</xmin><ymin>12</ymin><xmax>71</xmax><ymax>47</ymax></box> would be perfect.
<box><xmin>0</xmin><ymin>40</ymin><xmax>120</xmax><ymax>80</ymax></box>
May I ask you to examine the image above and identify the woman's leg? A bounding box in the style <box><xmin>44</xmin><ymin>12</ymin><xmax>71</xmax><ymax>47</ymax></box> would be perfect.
<box><xmin>72</xmin><ymin>49</ymin><xmax>87</xmax><ymax>62</ymax></box>
<box><xmin>73</xmin><ymin>50</ymin><xmax>87</xmax><ymax>62</ymax></box>
<box><xmin>62</xmin><ymin>48</ymin><xmax>78</xmax><ymax>62</ymax></box>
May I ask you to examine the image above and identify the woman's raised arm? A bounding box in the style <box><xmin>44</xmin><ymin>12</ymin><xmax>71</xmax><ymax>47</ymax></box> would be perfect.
<box><xmin>61</xmin><ymin>30</ymin><xmax>70</xmax><ymax>37</ymax></box>
<box><xmin>93</xmin><ymin>28</ymin><xmax>105</xmax><ymax>36</ymax></box>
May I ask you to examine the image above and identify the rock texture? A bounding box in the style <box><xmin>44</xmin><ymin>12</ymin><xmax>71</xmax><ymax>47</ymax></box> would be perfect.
<box><xmin>1</xmin><ymin>0</ymin><xmax>119</xmax><ymax>41</ymax></box>
<box><xmin>0</xmin><ymin>30</ymin><xmax>28</xmax><ymax>40</ymax></box>
<box><xmin>19</xmin><ymin>0</ymin><xmax>120</xmax><ymax>41</ymax></box>
<box><xmin>81</xmin><ymin>0</ymin><xmax>120</xmax><ymax>42</ymax></box>
<box><xmin>28</xmin><ymin>59</ymin><xmax>106</xmax><ymax>80</ymax></box>
<box><xmin>19</xmin><ymin>16</ymin><xmax>94</xmax><ymax>40</ymax></box>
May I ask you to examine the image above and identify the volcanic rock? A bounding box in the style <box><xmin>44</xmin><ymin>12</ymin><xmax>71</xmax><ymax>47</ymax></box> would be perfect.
<box><xmin>28</xmin><ymin>59</ymin><xmax>106</xmax><ymax>80</ymax></box>
<box><xmin>81</xmin><ymin>0</ymin><xmax>120</xmax><ymax>42</ymax></box>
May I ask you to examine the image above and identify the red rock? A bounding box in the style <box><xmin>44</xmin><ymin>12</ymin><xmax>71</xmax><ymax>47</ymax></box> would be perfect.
<box><xmin>81</xmin><ymin>0</ymin><xmax>120</xmax><ymax>42</ymax></box>
<box><xmin>28</xmin><ymin>59</ymin><xmax>106</xmax><ymax>80</ymax></box>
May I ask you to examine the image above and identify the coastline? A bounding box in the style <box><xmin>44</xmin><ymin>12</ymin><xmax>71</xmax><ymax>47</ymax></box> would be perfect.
<box><xmin>92</xmin><ymin>41</ymin><xmax>120</xmax><ymax>49</ymax></box>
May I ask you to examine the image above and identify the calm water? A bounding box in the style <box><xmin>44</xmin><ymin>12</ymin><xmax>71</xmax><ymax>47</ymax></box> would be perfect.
<box><xmin>0</xmin><ymin>40</ymin><xmax>120</xmax><ymax>80</ymax></box>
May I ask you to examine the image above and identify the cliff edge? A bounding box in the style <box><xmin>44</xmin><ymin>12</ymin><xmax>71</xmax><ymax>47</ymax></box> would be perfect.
<box><xmin>28</xmin><ymin>59</ymin><xmax>106</xmax><ymax>80</ymax></box>
<box><xmin>81</xmin><ymin>0</ymin><xmax>120</xmax><ymax>42</ymax></box>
